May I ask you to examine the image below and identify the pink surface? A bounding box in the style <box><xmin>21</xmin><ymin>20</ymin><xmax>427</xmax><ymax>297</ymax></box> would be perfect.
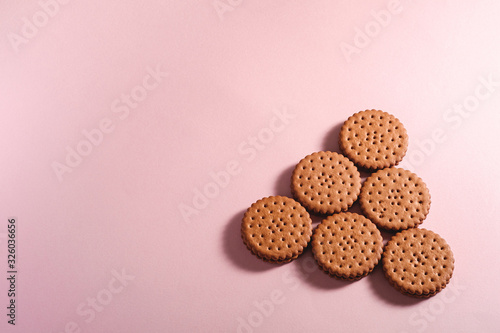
<box><xmin>1</xmin><ymin>1</ymin><xmax>500</xmax><ymax>332</ymax></box>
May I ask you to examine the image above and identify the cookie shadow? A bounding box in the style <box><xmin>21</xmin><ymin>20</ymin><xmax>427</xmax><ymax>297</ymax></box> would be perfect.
<box><xmin>274</xmin><ymin>164</ymin><xmax>295</xmax><ymax>197</ymax></box>
<box><xmin>357</xmin><ymin>166</ymin><xmax>375</xmax><ymax>180</ymax></box>
<box><xmin>368</xmin><ymin>264</ymin><xmax>424</xmax><ymax>306</ymax></box>
<box><xmin>380</xmin><ymin>229</ymin><xmax>396</xmax><ymax>246</ymax></box>
<box><xmin>358</xmin><ymin>168</ymin><xmax>373</xmax><ymax>180</ymax></box>
<box><xmin>293</xmin><ymin>249</ymin><xmax>353</xmax><ymax>290</ymax></box>
<box><xmin>223</xmin><ymin>210</ymin><xmax>281</xmax><ymax>272</ymax></box>
<box><xmin>347</xmin><ymin>201</ymin><xmax>364</xmax><ymax>215</ymax></box>
<box><xmin>322</xmin><ymin>122</ymin><xmax>343</xmax><ymax>153</ymax></box>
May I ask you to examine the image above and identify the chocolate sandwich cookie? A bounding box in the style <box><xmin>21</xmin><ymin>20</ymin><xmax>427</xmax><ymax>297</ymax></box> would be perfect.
<box><xmin>291</xmin><ymin>151</ymin><xmax>361</xmax><ymax>215</ymax></box>
<box><xmin>383</xmin><ymin>228</ymin><xmax>454</xmax><ymax>297</ymax></box>
<box><xmin>241</xmin><ymin>196</ymin><xmax>312</xmax><ymax>263</ymax></box>
<box><xmin>360</xmin><ymin>167</ymin><xmax>431</xmax><ymax>230</ymax></box>
<box><xmin>312</xmin><ymin>213</ymin><xmax>383</xmax><ymax>280</ymax></box>
<box><xmin>339</xmin><ymin>110</ymin><xmax>408</xmax><ymax>169</ymax></box>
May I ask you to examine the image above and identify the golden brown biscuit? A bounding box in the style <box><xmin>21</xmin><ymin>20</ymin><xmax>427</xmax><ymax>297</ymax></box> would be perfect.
<box><xmin>311</xmin><ymin>213</ymin><xmax>383</xmax><ymax>280</ymax></box>
<box><xmin>291</xmin><ymin>151</ymin><xmax>361</xmax><ymax>215</ymax></box>
<box><xmin>383</xmin><ymin>228</ymin><xmax>454</xmax><ymax>297</ymax></box>
<box><xmin>339</xmin><ymin>110</ymin><xmax>408</xmax><ymax>169</ymax></box>
<box><xmin>241</xmin><ymin>196</ymin><xmax>312</xmax><ymax>263</ymax></box>
<box><xmin>359</xmin><ymin>168</ymin><xmax>431</xmax><ymax>230</ymax></box>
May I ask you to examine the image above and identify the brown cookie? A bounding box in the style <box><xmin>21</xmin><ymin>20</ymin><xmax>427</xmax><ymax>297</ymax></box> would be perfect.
<box><xmin>383</xmin><ymin>228</ymin><xmax>454</xmax><ymax>297</ymax></box>
<box><xmin>241</xmin><ymin>196</ymin><xmax>312</xmax><ymax>263</ymax></box>
<box><xmin>360</xmin><ymin>168</ymin><xmax>431</xmax><ymax>231</ymax></box>
<box><xmin>291</xmin><ymin>151</ymin><xmax>361</xmax><ymax>215</ymax></box>
<box><xmin>311</xmin><ymin>213</ymin><xmax>383</xmax><ymax>280</ymax></box>
<box><xmin>339</xmin><ymin>110</ymin><xmax>409</xmax><ymax>169</ymax></box>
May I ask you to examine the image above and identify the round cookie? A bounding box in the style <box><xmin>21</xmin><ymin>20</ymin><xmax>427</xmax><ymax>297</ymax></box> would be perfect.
<box><xmin>241</xmin><ymin>196</ymin><xmax>312</xmax><ymax>263</ymax></box>
<box><xmin>311</xmin><ymin>213</ymin><xmax>383</xmax><ymax>280</ymax></box>
<box><xmin>360</xmin><ymin>168</ymin><xmax>431</xmax><ymax>231</ymax></box>
<box><xmin>291</xmin><ymin>151</ymin><xmax>361</xmax><ymax>215</ymax></box>
<box><xmin>383</xmin><ymin>228</ymin><xmax>454</xmax><ymax>297</ymax></box>
<box><xmin>339</xmin><ymin>110</ymin><xmax>409</xmax><ymax>169</ymax></box>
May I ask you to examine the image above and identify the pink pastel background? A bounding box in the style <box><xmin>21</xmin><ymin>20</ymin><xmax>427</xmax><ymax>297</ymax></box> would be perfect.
<box><xmin>1</xmin><ymin>1</ymin><xmax>500</xmax><ymax>332</ymax></box>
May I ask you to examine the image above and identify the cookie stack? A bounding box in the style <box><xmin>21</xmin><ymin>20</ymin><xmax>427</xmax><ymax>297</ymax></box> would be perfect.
<box><xmin>240</xmin><ymin>109</ymin><xmax>454</xmax><ymax>297</ymax></box>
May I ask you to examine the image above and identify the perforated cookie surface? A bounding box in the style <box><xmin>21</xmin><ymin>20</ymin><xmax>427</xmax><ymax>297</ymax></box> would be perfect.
<box><xmin>383</xmin><ymin>228</ymin><xmax>454</xmax><ymax>297</ymax></box>
<box><xmin>241</xmin><ymin>196</ymin><xmax>312</xmax><ymax>263</ymax></box>
<box><xmin>339</xmin><ymin>110</ymin><xmax>408</xmax><ymax>169</ymax></box>
<box><xmin>312</xmin><ymin>213</ymin><xmax>383</xmax><ymax>280</ymax></box>
<box><xmin>360</xmin><ymin>168</ymin><xmax>431</xmax><ymax>230</ymax></box>
<box><xmin>291</xmin><ymin>151</ymin><xmax>361</xmax><ymax>215</ymax></box>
